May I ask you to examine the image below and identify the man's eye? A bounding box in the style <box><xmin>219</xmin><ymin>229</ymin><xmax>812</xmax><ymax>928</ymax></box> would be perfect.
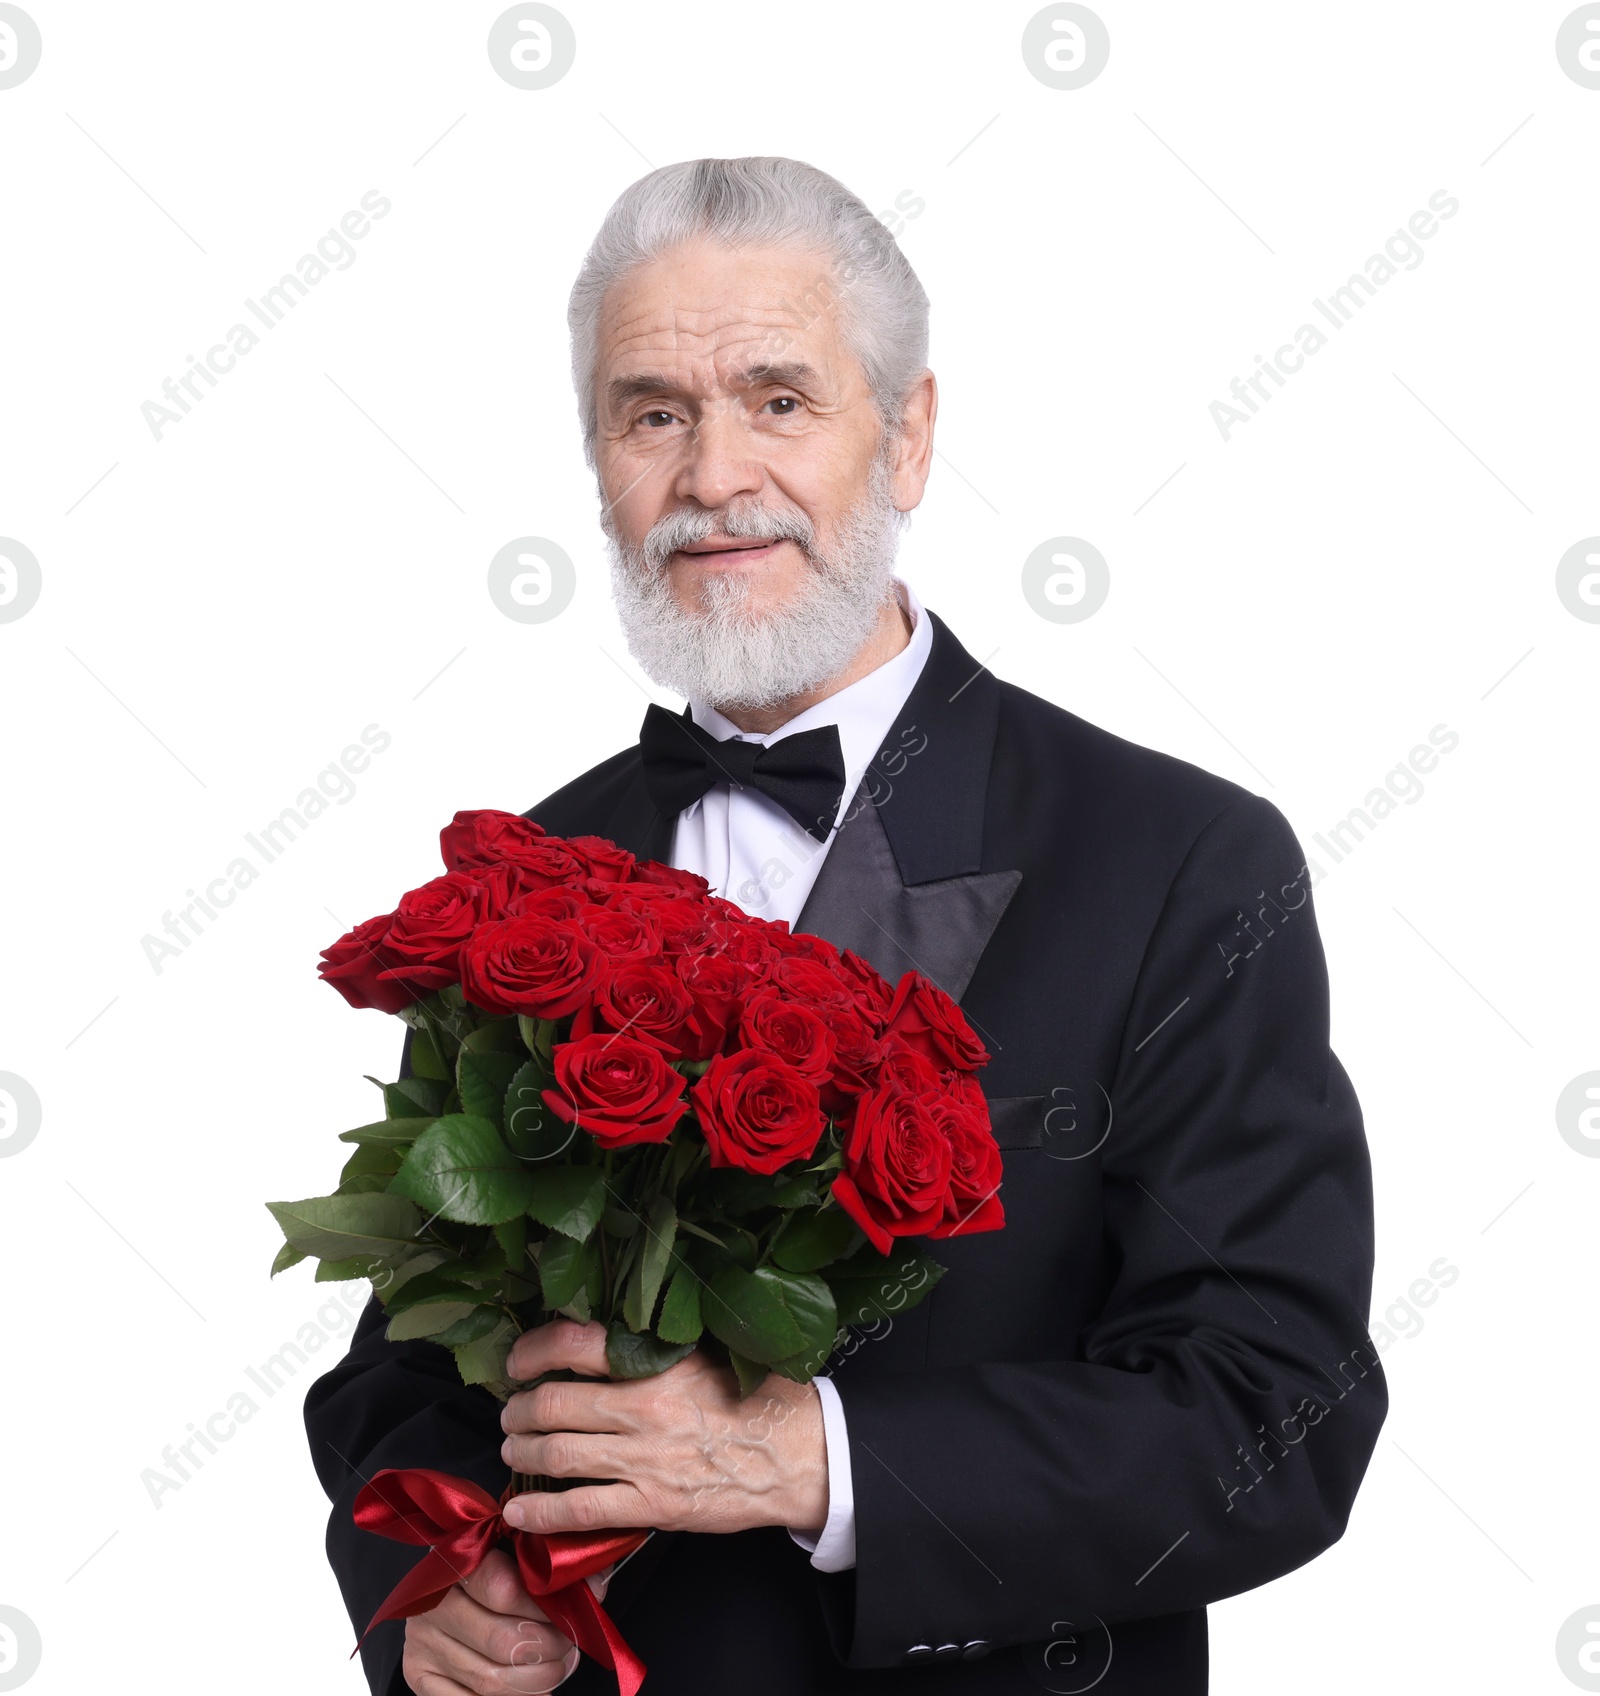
<box><xmin>764</xmin><ymin>396</ymin><xmax>799</xmax><ymax>415</ymax></box>
<box><xmin>640</xmin><ymin>410</ymin><xmax>677</xmax><ymax>428</ymax></box>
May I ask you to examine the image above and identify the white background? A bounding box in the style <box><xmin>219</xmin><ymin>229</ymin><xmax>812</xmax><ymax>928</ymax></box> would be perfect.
<box><xmin>1</xmin><ymin>3</ymin><xmax>1596</xmax><ymax>1691</ymax></box>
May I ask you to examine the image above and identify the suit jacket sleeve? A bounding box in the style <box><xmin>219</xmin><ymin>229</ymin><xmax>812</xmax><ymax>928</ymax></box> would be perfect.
<box><xmin>831</xmin><ymin>794</ymin><xmax>1385</xmax><ymax>1667</ymax></box>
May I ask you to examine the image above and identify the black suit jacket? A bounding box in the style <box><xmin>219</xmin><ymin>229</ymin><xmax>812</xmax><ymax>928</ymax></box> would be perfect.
<box><xmin>305</xmin><ymin>611</ymin><xmax>1384</xmax><ymax>1695</ymax></box>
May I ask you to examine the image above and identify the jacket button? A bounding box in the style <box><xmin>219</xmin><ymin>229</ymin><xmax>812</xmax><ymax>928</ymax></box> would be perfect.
<box><xmin>962</xmin><ymin>1640</ymin><xmax>993</xmax><ymax>1661</ymax></box>
<box><xmin>902</xmin><ymin>1645</ymin><xmax>934</xmax><ymax>1666</ymax></box>
<box><xmin>932</xmin><ymin>1643</ymin><xmax>962</xmax><ymax>1664</ymax></box>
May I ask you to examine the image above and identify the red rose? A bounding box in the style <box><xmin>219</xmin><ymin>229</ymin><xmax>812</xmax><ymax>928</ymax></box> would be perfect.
<box><xmin>769</xmin><ymin>955</ymin><xmax>859</xmax><ymax>1011</ymax></box>
<box><xmin>706</xmin><ymin>917</ymin><xmax>782</xmax><ymax>975</ymax></box>
<box><xmin>318</xmin><ymin>913</ymin><xmax>414</xmax><ymax>1013</ymax></box>
<box><xmin>376</xmin><ymin>873</ymin><xmax>493</xmax><ymax>993</ymax></box>
<box><xmin>764</xmin><ymin>925</ymin><xmax>843</xmax><ymax>971</ymax></box>
<box><xmin>439</xmin><ymin>809</ymin><xmax>546</xmax><ymax>870</ymax></box>
<box><xmin>459</xmin><ymin>915</ymin><xmax>601</xmax><ymax>1018</ymax></box>
<box><xmin>884</xmin><ymin>972</ymin><xmax>989</xmax><ymax>1071</ymax></box>
<box><xmin>460</xmin><ymin>861</ymin><xmax>531</xmax><ymax>917</ymax></box>
<box><xmin>500</xmin><ymin>838</ymin><xmax>590</xmax><ymax>892</ymax></box>
<box><xmin>566</xmin><ymin>835</ymin><xmax>636</xmax><ymax>883</ymax></box>
<box><xmin>542</xmin><ymin>1033</ymin><xmax>686</xmax><ymax>1150</ymax></box>
<box><xmin>872</xmin><ymin>1040</ymin><xmax>947</xmax><ymax>1101</ymax></box>
<box><xmin>675</xmin><ymin>953</ymin><xmax>748</xmax><ymax>1051</ymax></box>
<box><xmin>927</xmin><ymin>1075</ymin><xmax>1005</xmax><ymax>1239</ymax></box>
<box><xmin>630</xmin><ymin>860</ymin><xmax>711</xmax><ymax>898</ymax></box>
<box><xmin>836</xmin><ymin>948</ymin><xmax>895</xmax><ymax>1028</ymax></box>
<box><xmin>572</xmin><ymin>962</ymin><xmax>704</xmax><ymax>1056</ymax></box>
<box><xmin>831</xmin><ymin>1077</ymin><xmax>953</xmax><ymax>1254</ymax></box>
<box><xmin>505</xmin><ymin>886</ymin><xmax>591</xmax><ymax>923</ymax></box>
<box><xmin>606</xmin><ymin>890</ymin><xmax>716</xmax><ymax>956</ymax></box>
<box><xmin>440</xmin><ymin>808</ymin><xmax>589</xmax><ymax>891</ymax></box>
<box><xmin>579</xmin><ymin>906</ymin><xmax>664</xmax><ymax>961</ymax></box>
<box><xmin>705</xmin><ymin>894</ymin><xmax>754</xmax><ymax>924</ymax></box>
<box><xmin>737</xmin><ymin>992</ymin><xmax>836</xmax><ymax>1086</ymax></box>
<box><xmin>815</xmin><ymin>1002</ymin><xmax>885</xmax><ymax>1113</ymax></box>
<box><xmin>691</xmin><ymin>1050</ymin><xmax>824</xmax><ymax>1175</ymax></box>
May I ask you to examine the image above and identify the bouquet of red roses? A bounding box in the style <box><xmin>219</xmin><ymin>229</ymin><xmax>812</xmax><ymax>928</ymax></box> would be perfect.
<box><xmin>269</xmin><ymin>809</ymin><xmax>1005</xmax><ymax>1400</ymax></box>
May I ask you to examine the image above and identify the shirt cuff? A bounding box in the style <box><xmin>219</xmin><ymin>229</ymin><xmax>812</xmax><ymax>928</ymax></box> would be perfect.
<box><xmin>787</xmin><ymin>1374</ymin><xmax>856</xmax><ymax>1571</ymax></box>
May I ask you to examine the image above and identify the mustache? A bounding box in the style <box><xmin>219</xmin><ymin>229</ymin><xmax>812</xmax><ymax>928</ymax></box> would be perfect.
<box><xmin>639</xmin><ymin>501</ymin><xmax>817</xmax><ymax>574</ymax></box>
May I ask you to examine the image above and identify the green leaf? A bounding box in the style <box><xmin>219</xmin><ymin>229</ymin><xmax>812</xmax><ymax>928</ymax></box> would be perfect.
<box><xmin>382</xmin><ymin>1247</ymin><xmax>451</xmax><ymax>1294</ymax></box>
<box><xmin>408</xmin><ymin>1021</ymin><xmax>450</xmax><ymax>1081</ymax></box>
<box><xmin>340</xmin><ymin>1142</ymin><xmax>404</xmax><ymax>1185</ymax></box>
<box><xmin>337</xmin><ymin>1171</ymin><xmax>397</xmax><ymax>1195</ymax></box>
<box><xmin>452</xmin><ymin>1316</ymin><xmax>517</xmax><ymax>1386</ymax></box>
<box><xmin>606</xmin><ymin>1323</ymin><xmax>695</xmax><ymax>1380</ymax></box>
<box><xmin>458</xmin><ymin>1050</ymin><xmax>523</xmax><ymax>1127</ymax></box>
<box><xmin>656</xmin><ymin>1262</ymin><xmax>703</xmax><ymax>1344</ymax></box>
<box><xmin>385</xmin><ymin>1298</ymin><xmax>483</xmax><ymax>1341</ymax></box>
<box><xmin>386</xmin><ymin>1077</ymin><xmax>448</xmax><ymax>1120</ymax></box>
<box><xmin>537</xmin><ymin>1234</ymin><xmax>596</xmax><ymax>1309</ymax></box>
<box><xmin>388</xmin><ymin>1115</ymin><xmax>538</xmax><ymax>1225</ymax></box>
<box><xmin>493</xmin><ymin>1214</ymin><xmax>527</xmax><ymax>1269</ymax></box>
<box><xmin>266</xmin><ymin>1193</ymin><xmax>422</xmax><ymax>1261</ymax></box>
<box><xmin>702</xmin><ymin>1265</ymin><xmax>835</xmax><ymax>1367</ymax></box>
<box><xmin>769</xmin><ymin>1325</ymin><xmax>839</xmax><ymax>1383</ymax></box>
<box><xmin>270</xmin><ymin>1241</ymin><xmax>306</xmax><ymax>1277</ymax></box>
<box><xmin>382</xmin><ymin>1263</ymin><xmax>497</xmax><ymax>1313</ymax></box>
<box><xmin>460</xmin><ymin>1018</ymin><xmax>526</xmax><ymax>1055</ymax></box>
<box><xmin>518</xmin><ymin>1015</ymin><xmax>556</xmax><ymax>1057</ymax></box>
<box><xmin>623</xmin><ymin>1194</ymin><xmax>676</xmax><ymax>1332</ymax></box>
<box><xmin>770</xmin><ymin>1206</ymin><xmax>863</xmax><ymax>1273</ymax></box>
<box><xmin>827</xmin><ymin>1245</ymin><xmax>946</xmax><ymax>1327</ymax></box>
<box><xmin>525</xmin><ymin>1164</ymin><xmax>606</xmax><ymax>1242</ymax></box>
<box><xmin>665</xmin><ymin>1135</ymin><xmax>702</xmax><ymax>1197</ymax></box>
<box><xmin>433</xmin><ymin>1305</ymin><xmax>510</xmax><ymax>1348</ymax></box>
<box><xmin>503</xmin><ymin>1060</ymin><xmax>574</xmax><ymax>1160</ymax></box>
<box><xmin>727</xmin><ymin>1348</ymin><xmax>768</xmax><ymax>1397</ymax></box>
<box><xmin>338</xmin><ymin>1118</ymin><xmax>433</xmax><ymax>1147</ymax></box>
<box><xmin>319</xmin><ymin>1244</ymin><xmax>446</xmax><ymax>1287</ymax></box>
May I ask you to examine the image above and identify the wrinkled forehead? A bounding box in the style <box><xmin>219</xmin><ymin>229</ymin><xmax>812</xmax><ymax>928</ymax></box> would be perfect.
<box><xmin>595</xmin><ymin>242</ymin><xmax>857</xmax><ymax>397</ymax></box>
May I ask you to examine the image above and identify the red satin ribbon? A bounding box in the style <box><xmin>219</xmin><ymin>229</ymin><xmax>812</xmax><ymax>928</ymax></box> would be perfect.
<box><xmin>352</xmin><ymin>1467</ymin><xmax>649</xmax><ymax>1696</ymax></box>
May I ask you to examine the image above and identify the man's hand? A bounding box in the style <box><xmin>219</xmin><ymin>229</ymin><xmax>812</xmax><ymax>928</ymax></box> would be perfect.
<box><xmin>499</xmin><ymin>1319</ymin><xmax>829</xmax><ymax>1538</ymax></box>
<box><xmin>401</xmin><ymin>1547</ymin><xmax>603</xmax><ymax>1695</ymax></box>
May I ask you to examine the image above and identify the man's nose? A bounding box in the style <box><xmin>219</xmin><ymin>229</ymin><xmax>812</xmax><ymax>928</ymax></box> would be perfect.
<box><xmin>672</xmin><ymin>397</ymin><xmax>766</xmax><ymax>511</ymax></box>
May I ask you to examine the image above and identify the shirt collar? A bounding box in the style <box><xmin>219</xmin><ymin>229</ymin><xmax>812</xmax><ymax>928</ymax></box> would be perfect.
<box><xmin>689</xmin><ymin>580</ymin><xmax>933</xmax><ymax>790</ymax></box>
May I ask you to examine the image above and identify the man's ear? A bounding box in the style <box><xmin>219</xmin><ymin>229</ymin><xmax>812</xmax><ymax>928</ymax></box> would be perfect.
<box><xmin>890</xmin><ymin>370</ymin><xmax>938</xmax><ymax>513</ymax></box>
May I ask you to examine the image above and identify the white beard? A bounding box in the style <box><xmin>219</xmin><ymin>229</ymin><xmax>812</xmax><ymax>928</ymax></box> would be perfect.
<box><xmin>603</xmin><ymin>451</ymin><xmax>906</xmax><ymax>714</ymax></box>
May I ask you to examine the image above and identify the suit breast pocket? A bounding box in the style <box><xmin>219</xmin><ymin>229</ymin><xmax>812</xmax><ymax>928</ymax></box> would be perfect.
<box><xmin>984</xmin><ymin>1094</ymin><xmax>1045</xmax><ymax>1151</ymax></box>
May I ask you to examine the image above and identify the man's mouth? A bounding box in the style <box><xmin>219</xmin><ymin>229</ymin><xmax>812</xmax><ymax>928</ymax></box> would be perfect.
<box><xmin>675</xmin><ymin>537</ymin><xmax>783</xmax><ymax>562</ymax></box>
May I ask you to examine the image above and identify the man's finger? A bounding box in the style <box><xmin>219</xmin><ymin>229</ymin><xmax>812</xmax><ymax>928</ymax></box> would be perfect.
<box><xmin>503</xmin><ymin>1481</ymin><xmax>650</xmax><ymax>1537</ymax></box>
<box><xmin>457</xmin><ymin>1549</ymin><xmax>555</xmax><ymax>1624</ymax></box>
<box><xmin>506</xmin><ymin>1318</ymin><xmax>610</xmax><ymax>1384</ymax></box>
<box><xmin>501</xmin><ymin>1429</ymin><xmax>624</xmax><ymax>1481</ymax></box>
<box><xmin>413</xmin><ymin>1612</ymin><xmax>579</xmax><ymax>1694</ymax></box>
<box><xmin>403</xmin><ymin>1667</ymin><xmax>477</xmax><ymax>1696</ymax></box>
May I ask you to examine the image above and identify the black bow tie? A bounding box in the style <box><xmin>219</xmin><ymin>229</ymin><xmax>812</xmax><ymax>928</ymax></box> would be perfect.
<box><xmin>638</xmin><ymin>703</ymin><xmax>847</xmax><ymax>841</ymax></box>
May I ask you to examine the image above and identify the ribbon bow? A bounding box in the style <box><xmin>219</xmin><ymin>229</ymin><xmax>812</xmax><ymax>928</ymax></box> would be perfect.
<box><xmin>352</xmin><ymin>1467</ymin><xmax>649</xmax><ymax>1696</ymax></box>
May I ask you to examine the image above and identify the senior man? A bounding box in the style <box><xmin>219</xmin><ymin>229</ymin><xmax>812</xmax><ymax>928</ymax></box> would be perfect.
<box><xmin>306</xmin><ymin>157</ymin><xmax>1384</xmax><ymax>1696</ymax></box>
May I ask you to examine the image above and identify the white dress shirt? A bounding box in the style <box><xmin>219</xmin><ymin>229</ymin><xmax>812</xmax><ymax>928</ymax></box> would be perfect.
<box><xmin>668</xmin><ymin>578</ymin><xmax>934</xmax><ymax>1572</ymax></box>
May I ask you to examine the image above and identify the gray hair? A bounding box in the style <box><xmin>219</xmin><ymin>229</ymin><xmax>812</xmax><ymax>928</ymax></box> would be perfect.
<box><xmin>567</xmin><ymin>156</ymin><xmax>930</xmax><ymax>467</ymax></box>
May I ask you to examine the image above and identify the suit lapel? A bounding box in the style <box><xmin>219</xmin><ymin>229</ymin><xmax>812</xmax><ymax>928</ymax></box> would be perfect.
<box><xmin>797</xmin><ymin>613</ymin><xmax>1021</xmax><ymax>1001</ymax></box>
<box><xmin>597</xmin><ymin>766</ymin><xmax>676</xmax><ymax>863</ymax></box>
<box><xmin>797</xmin><ymin>781</ymin><xmax>1020</xmax><ymax>1001</ymax></box>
